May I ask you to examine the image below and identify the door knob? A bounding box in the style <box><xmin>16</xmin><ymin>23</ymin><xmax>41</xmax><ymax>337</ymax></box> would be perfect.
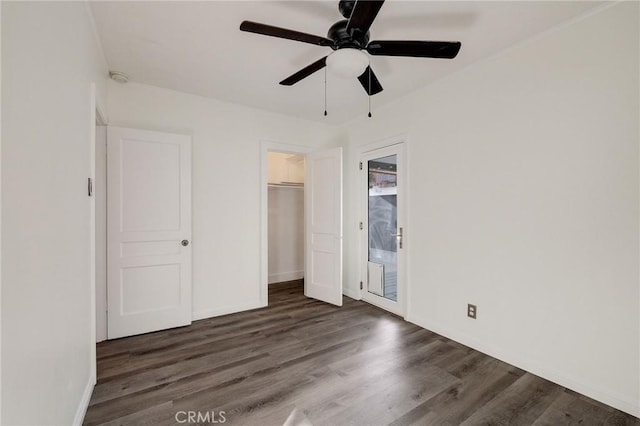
<box><xmin>181</xmin><ymin>240</ymin><xmax>189</xmax><ymax>247</ymax></box>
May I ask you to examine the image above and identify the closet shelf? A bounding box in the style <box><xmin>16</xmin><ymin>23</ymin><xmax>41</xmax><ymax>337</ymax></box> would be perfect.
<box><xmin>268</xmin><ymin>182</ymin><xmax>304</xmax><ymax>188</ymax></box>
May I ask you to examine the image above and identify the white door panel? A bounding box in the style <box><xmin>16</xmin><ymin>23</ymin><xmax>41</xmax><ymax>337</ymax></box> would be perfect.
<box><xmin>107</xmin><ymin>126</ymin><xmax>192</xmax><ymax>339</ymax></box>
<box><xmin>121</xmin><ymin>140</ymin><xmax>181</xmax><ymax>232</ymax></box>
<box><xmin>305</xmin><ymin>147</ymin><xmax>343</xmax><ymax>306</ymax></box>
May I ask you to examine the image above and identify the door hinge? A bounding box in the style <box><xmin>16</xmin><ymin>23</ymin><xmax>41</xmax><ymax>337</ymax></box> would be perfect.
<box><xmin>360</xmin><ymin>281</ymin><xmax>363</xmax><ymax>290</ymax></box>
<box><xmin>359</xmin><ymin>161</ymin><xmax>363</xmax><ymax>170</ymax></box>
<box><xmin>88</xmin><ymin>177</ymin><xmax>93</xmax><ymax>197</ymax></box>
<box><xmin>359</xmin><ymin>221</ymin><xmax>363</xmax><ymax>230</ymax></box>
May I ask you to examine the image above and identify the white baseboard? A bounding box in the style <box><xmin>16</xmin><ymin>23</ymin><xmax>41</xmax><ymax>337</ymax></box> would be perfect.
<box><xmin>343</xmin><ymin>287</ymin><xmax>361</xmax><ymax>300</ymax></box>
<box><xmin>268</xmin><ymin>270</ymin><xmax>303</xmax><ymax>284</ymax></box>
<box><xmin>73</xmin><ymin>373</ymin><xmax>95</xmax><ymax>426</ymax></box>
<box><xmin>192</xmin><ymin>300</ymin><xmax>263</xmax><ymax>321</ymax></box>
<box><xmin>406</xmin><ymin>314</ymin><xmax>640</xmax><ymax>419</ymax></box>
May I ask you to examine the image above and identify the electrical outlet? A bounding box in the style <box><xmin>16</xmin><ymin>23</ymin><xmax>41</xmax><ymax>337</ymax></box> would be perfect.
<box><xmin>467</xmin><ymin>304</ymin><xmax>477</xmax><ymax>319</ymax></box>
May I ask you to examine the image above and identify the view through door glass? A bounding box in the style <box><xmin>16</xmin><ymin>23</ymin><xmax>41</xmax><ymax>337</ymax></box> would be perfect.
<box><xmin>368</xmin><ymin>154</ymin><xmax>397</xmax><ymax>302</ymax></box>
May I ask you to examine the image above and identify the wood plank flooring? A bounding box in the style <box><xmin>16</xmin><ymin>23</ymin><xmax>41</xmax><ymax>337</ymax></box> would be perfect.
<box><xmin>85</xmin><ymin>281</ymin><xmax>639</xmax><ymax>426</ymax></box>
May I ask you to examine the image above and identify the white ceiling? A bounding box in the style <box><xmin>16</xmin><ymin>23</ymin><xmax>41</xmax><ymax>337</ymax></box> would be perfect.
<box><xmin>90</xmin><ymin>1</ymin><xmax>603</xmax><ymax>125</ymax></box>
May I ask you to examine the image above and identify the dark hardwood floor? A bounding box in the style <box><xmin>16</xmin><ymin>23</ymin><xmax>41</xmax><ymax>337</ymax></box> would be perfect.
<box><xmin>85</xmin><ymin>281</ymin><xmax>639</xmax><ymax>426</ymax></box>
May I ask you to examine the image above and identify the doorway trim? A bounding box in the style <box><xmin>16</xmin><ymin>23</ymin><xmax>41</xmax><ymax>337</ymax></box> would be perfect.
<box><xmin>89</xmin><ymin>83</ymin><xmax>107</xmax><ymax>384</ymax></box>
<box><xmin>357</xmin><ymin>134</ymin><xmax>409</xmax><ymax>317</ymax></box>
<box><xmin>260</xmin><ymin>141</ymin><xmax>313</xmax><ymax>307</ymax></box>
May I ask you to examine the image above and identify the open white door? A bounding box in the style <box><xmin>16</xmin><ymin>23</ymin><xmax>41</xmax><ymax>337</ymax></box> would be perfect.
<box><xmin>305</xmin><ymin>147</ymin><xmax>343</xmax><ymax>306</ymax></box>
<box><xmin>107</xmin><ymin>127</ymin><xmax>192</xmax><ymax>339</ymax></box>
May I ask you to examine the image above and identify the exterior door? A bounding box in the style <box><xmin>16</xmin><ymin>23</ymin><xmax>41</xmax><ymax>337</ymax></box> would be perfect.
<box><xmin>305</xmin><ymin>147</ymin><xmax>343</xmax><ymax>306</ymax></box>
<box><xmin>107</xmin><ymin>126</ymin><xmax>192</xmax><ymax>339</ymax></box>
<box><xmin>361</xmin><ymin>143</ymin><xmax>405</xmax><ymax>316</ymax></box>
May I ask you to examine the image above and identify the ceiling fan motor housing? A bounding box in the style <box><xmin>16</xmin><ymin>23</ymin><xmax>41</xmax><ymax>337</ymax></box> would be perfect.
<box><xmin>328</xmin><ymin>20</ymin><xmax>369</xmax><ymax>49</ymax></box>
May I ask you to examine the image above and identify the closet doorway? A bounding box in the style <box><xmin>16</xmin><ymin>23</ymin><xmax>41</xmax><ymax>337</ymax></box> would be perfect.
<box><xmin>260</xmin><ymin>142</ymin><xmax>344</xmax><ymax>307</ymax></box>
<box><xmin>267</xmin><ymin>151</ymin><xmax>306</xmax><ymax>285</ymax></box>
<box><xmin>260</xmin><ymin>143</ymin><xmax>312</xmax><ymax>306</ymax></box>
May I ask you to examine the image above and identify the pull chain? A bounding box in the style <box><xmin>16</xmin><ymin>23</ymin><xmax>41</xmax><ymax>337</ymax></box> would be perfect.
<box><xmin>324</xmin><ymin>67</ymin><xmax>328</xmax><ymax>117</ymax></box>
<box><xmin>368</xmin><ymin>65</ymin><xmax>372</xmax><ymax>118</ymax></box>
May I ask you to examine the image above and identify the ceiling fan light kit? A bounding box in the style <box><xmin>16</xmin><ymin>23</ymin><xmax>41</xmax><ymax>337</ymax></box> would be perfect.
<box><xmin>240</xmin><ymin>0</ymin><xmax>461</xmax><ymax>117</ymax></box>
<box><xmin>326</xmin><ymin>48</ymin><xmax>369</xmax><ymax>79</ymax></box>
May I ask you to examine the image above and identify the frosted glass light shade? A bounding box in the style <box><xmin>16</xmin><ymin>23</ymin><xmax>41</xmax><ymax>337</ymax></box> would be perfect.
<box><xmin>326</xmin><ymin>48</ymin><xmax>369</xmax><ymax>79</ymax></box>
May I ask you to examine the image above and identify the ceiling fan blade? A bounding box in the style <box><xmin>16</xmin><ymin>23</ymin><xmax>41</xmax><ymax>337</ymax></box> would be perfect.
<box><xmin>367</xmin><ymin>40</ymin><xmax>461</xmax><ymax>59</ymax></box>
<box><xmin>240</xmin><ymin>21</ymin><xmax>333</xmax><ymax>47</ymax></box>
<box><xmin>357</xmin><ymin>66</ymin><xmax>383</xmax><ymax>96</ymax></box>
<box><xmin>346</xmin><ymin>0</ymin><xmax>385</xmax><ymax>35</ymax></box>
<box><xmin>280</xmin><ymin>57</ymin><xmax>328</xmax><ymax>86</ymax></box>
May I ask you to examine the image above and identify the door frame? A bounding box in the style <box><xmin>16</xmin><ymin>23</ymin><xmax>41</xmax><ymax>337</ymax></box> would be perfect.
<box><xmin>358</xmin><ymin>134</ymin><xmax>408</xmax><ymax>317</ymax></box>
<box><xmin>260</xmin><ymin>141</ymin><xmax>313</xmax><ymax>307</ymax></box>
<box><xmin>94</xmin><ymin>125</ymin><xmax>107</xmax><ymax>343</ymax></box>
<box><xmin>89</xmin><ymin>83</ymin><xmax>107</xmax><ymax>383</ymax></box>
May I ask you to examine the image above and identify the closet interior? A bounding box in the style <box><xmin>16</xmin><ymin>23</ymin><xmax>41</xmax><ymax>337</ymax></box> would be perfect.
<box><xmin>267</xmin><ymin>152</ymin><xmax>305</xmax><ymax>284</ymax></box>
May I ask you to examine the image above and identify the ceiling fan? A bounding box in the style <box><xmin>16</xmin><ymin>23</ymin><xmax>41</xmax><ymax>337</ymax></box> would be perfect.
<box><xmin>239</xmin><ymin>0</ymin><xmax>462</xmax><ymax>96</ymax></box>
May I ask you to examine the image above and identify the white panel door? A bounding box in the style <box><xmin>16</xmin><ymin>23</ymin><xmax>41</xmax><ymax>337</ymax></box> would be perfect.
<box><xmin>305</xmin><ymin>147</ymin><xmax>343</xmax><ymax>306</ymax></box>
<box><xmin>107</xmin><ymin>126</ymin><xmax>192</xmax><ymax>339</ymax></box>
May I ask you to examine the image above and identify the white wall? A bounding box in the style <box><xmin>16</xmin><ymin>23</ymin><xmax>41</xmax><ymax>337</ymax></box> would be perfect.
<box><xmin>107</xmin><ymin>81</ymin><xmax>332</xmax><ymax>319</ymax></box>
<box><xmin>341</xmin><ymin>3</ymin><xmax>639</xmax><ymax>417</ymax></box>
<box><xmin>1</xmin><ymin>2</ymin><xmax>108</xmax><ymax>424</ymax></box>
